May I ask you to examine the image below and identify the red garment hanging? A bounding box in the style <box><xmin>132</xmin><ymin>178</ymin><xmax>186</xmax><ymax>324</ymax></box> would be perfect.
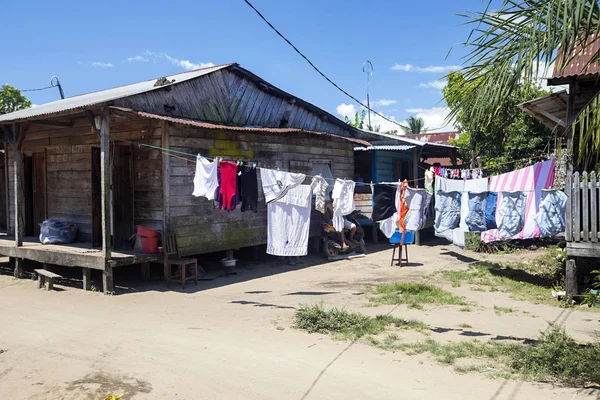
<box><xmin>219</xmin><ymin>161</ymin><xmax>239</xmax><ymax>211</ymax></box>
<box><xmin>398</xmin><ymin>180</ymin><xmax>409</xmax><ymax>234</ymax></box>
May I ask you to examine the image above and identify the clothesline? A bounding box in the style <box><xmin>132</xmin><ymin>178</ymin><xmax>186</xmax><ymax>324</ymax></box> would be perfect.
<box><xmin>107</xmin><ymin>134</ymin><xmax>555</xmax><ymax>190</ymax></box>
<box><xmin>108</xmin><ymin>135</ymin><xmax>429</xmax><ymax>186</ymax></box>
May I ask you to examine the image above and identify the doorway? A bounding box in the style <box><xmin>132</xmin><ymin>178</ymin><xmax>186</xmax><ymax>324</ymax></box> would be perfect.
<box><xmin>91</xmin><ymin>145</ymin><xmax>134</xmax><ymax>249</ymax></box>
<box><xmin>23</xmin><ymin>152</ymin><xmax>47</xmax><ymax>237</ymax></box>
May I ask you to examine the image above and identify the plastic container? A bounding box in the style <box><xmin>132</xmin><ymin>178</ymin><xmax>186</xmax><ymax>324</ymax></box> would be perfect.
<box><xmin>389</xmin><ymin>230</ymin><xmax>415</xmax><ymax>245</ymax></box>
<box><xmin>137</xmin><ymin>226</ymin><xmax>159</xmax><ymax>239</ymax></box>
<box><xmin>137</xmin><ymin>225</ymin><xmax>159</xmax><ymax>254</ymax></box>
<box><xmin>221</xmin><ymin>258</ymin><xmax>237</xmax><ymax>267</ymax></box>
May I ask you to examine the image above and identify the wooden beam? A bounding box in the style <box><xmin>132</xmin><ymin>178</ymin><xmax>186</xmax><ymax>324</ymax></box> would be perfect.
<box><xmin>86</xmin><ymin>110</ymin><xmax>100</xmax><ymax>135</ymax></box>
<box><xmin>522</xmin><ymin>104</ymin><xmax>566</xmax><ymax>128</ymax></box>
<box><xmin>161</xmin><ymin>121</ymin><xmax>171</xmax><ymax>232</ymax></box>
<box><xmin>1</xmin><ymin>125</ymin><xmax>14</xmax><ymax>146</ymax></box>
<box><xmin>32</xmin><ymin>120</ymin><xmax>73</xmax><ymax>128</ymax></box>
<box><xmin>100</xmin><ymin>109</ymin><xmax>112</xmax><ymax>260</ymax></box>
<box><xmin>551</xmin><ymin>94</ymin><xmax>567</xmax><ymax>108</ymax></box>
<box><xmin>82</xmin><ymin>267</ymin><xmax>92</xmax><ymax>291</ymax></box>
<box><xmin>565</xmin><ymin>258</ymin><xmax>577</xmax><ymax>297</ymax></box>
<box><xmin>3</xmin><ymin>140</ymin><xmax>9</xmax><ymax>234</ymax></box>
<box><xmin>12</xmin><ymin>123</ymin><xmax>24</xmax><ymax>278</ymax></box>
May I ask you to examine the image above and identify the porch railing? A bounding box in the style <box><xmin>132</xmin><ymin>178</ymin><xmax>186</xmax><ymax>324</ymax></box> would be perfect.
<box><xmin>566</xmin><ymin>171</ymin><xmax>600</xmax><ymax>243</ymax></box>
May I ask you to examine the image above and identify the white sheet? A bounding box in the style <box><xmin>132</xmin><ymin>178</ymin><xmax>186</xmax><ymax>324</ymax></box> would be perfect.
<box><xmin>379</xmin><ymin>185</ymin><xmax>401</xmax><ymax>239</ymax></box>
<box><xmin>267</xmin><ymin>185</ymin><xmax>312</xmax><ymax>256</ymax></box>
<box><xmin>260</xmin><ymin>168</ymin><xmax>306</xmax><ymax>204</ymax></box>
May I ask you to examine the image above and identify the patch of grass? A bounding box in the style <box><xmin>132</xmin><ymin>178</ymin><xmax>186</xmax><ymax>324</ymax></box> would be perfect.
<box><xmin>454</xmin><ymin>364</ymin><xmax>486</xmax><ymax>374</ymax></box>
<box><xmin>458</xmin><ymin>323</ymin><xmax>472</xmax><ymax>329</ymax></box>
<box><xmin>459</xmin><ymin>306</ymin><xmax>472</xmax><ymax>312</ymax></box>
<box><xmin>369</xmin><ymin>282</ymin><xmax>468</xmax><ymax>309</ymax></box>
<box><xmin>395</xmin><ymin>327</ymin><xmax>600</xmax><ymax>387</ymax></box>
<box><xmin>294</xmin><ymin>304</ymin><xmax>428</xmax><ymax>341</ymax></box>
<box><xmin>494</xmin><ymin>306</ymin><xmax>515</xmax><ymax>315</ymax></box>
<box><xmin>438</xmin><ymin>261</ymin><xmax>557</xmax><ymax>306</ymax></box>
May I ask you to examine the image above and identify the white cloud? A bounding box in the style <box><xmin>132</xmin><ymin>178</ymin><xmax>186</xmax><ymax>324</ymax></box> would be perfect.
<box><xmin>135</xmin><ymin>51</ymin><xmax>214</xmax><ymax>71</ymax></box>
<box><xmin>90</xmin><ymin>62</ymin><xmax>113</xmax><ymax>68</ymax></box>
<box><xmin>164</xmin><ymin>54</ymin><xmax>214</xmax><ymax>71</ymax></box>
<box><xmin>392</xmin><ymin>63</ymin><xmax>461</xmax><ymax>73</ymax></box>
<box><xmin>405</xmin><ymin>107</ymin><xmax>455</xmax><ymax>132</ymax></box>
<box><xmin>372</xmin><ymin>99</ymin><xmax>397</xmax><ymax>107</ymax></box>
<box><xmin>419</xmin><ymin>80</ymin><xmax>447</xmax><ymax>90</ymax></box>
<box><xmin>127</xmin><ymin>55</ymin><xmax>149</xmax><ymax>63</ymax></box>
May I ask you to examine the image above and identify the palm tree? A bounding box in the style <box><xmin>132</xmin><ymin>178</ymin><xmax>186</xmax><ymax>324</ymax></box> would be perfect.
<box><xmin>453</xmin><ymin>0</ymin><xmax>600</xmax><ymax>166</ymax></box>
<box><xmin>401</xmin><ymin>116</ymin><xmax>427</xmax><ymax>134</ymax></box>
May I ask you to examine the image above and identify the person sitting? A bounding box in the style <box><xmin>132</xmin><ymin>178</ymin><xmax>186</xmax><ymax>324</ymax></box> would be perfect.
<box><xmin>323</xmin><ymin>195</ymin><xmax>357</xmax><ymax>251</ymax></box>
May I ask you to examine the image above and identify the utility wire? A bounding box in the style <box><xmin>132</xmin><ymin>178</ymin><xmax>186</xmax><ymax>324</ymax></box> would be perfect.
<box><xmin>20</xmin><ymin>86</ymin><xmax>54</xmax><ymax>92</ymax></box>
<box><xmin>242</xmin><ymin>0</ymin><xmax>407</xmax><ymax>132</ymax></box>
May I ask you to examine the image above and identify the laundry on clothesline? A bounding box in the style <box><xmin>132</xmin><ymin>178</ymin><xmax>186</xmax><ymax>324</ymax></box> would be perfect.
<box><xmin>238</xmin><ymin>165</ymin><xmax>258</xmax><ymax>213</ymax></box>
<box><xmin>192</xmin><ymin>155</ymin><xmax>219</xmax><ymax>200</ymax></box>
<box><xmin>266</xmin><ymin>184</ymin><xmax>312</xmax><ymax>256</ymax></box>
<box><xmin>434</xmin><ymin>167</ymin><xmax>484</xmax><ymax>180</ymax></box>
<box><xmin>311</xmin><ymin>176</ymin><xmax>329</xmax><ymax>214</ymax></box>
<box><xmin>332</xmin><ymin>179</ymin><xmax>356</xmax><ymax>232</ymax></box>
<box><xmin>534</xmin><ymin>190</ymin><xmax>568</xmax><ymax>237</ymax></box>
<box><xmin>372</xmin><ymin>184</ymin><xmax>397</xmax><ymax>222</ymax></box>
<box><xmin>404</xmin><ymin>188</ymin><xmax>432</xmax><ymax>231</ymax></box>
<box><xmin>260</xmin><ymin>168</ymin><xmax>306</xmax><ymax>204</ymax></box>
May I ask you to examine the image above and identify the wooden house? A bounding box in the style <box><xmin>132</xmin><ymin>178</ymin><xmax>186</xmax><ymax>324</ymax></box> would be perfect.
<box><xmin>0</xmin><ymin>63</ymin><xmax>376</xmax><ymax>293</ymax></box>
<box><xmin>353</xmin><ymin>134</ymin><xmax>458</xmax><ymax>245</ymax></box>
<box><xmin>518</xmin><ymin>40</ymin><xmax>600</xmax><ymax>296</ymax></box>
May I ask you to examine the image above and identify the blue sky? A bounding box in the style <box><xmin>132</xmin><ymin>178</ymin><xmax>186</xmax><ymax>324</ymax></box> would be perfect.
<box><xmin>1</xmin><ymin>0</ymin><xmax>482</xmax><ymax>132</ymax></box>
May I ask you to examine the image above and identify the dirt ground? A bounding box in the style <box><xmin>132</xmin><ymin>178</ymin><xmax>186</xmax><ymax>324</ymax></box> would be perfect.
<box><xmin>1</xmin><ymin>241</ymin><xmax>599</xmax><ymax>400</ymax></box>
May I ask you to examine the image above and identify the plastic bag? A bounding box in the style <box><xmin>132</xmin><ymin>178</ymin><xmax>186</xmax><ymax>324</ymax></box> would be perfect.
<box><xmin>39</xmin><ymin>219</ymin><xmax>79</xmax><ymax>245</ymax></box>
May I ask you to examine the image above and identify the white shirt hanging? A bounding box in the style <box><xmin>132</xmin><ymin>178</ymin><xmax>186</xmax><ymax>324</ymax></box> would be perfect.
<box><xmin>192</xmin><ymin>155</ymin><xmax>219</xmax><ymax>200</ymax></box>
<box><xmin>332</xmin><ymin>179</ymin><xmax>356</xmax><ymax>232</ymax></box>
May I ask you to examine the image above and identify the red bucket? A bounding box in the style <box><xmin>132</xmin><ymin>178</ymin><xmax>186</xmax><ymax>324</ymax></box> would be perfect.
<box><xmin>140</xmin><ymin>236</ymin><xmax>159</xmax><ymax>254</ymax></box>
<box><xmin>137</xmin><ymin>226</ymin><xmax>159</xmax><ymax>254</ymax></box>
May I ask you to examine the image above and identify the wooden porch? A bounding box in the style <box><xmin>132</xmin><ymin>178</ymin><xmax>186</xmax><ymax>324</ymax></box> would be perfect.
<box><xmin>0</xmin><ymin>235</ymin><xmax>162</xmax><ymax>292</ymax></box>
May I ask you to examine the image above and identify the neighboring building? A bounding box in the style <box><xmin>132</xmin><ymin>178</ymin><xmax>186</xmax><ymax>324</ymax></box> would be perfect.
<box><xmin>412</xmin><ymin>131</ymin><xmax>460</xmax><ymax>145</ymax></box>
<box><xmin>353</xmin><ymin>132</ymin><xmax>458</xmax><ymax>245</ymax></box>
<box><xmin>0</xmin><ymin>63</ymin><xmax>376</xmax><ymax>292</ymax></box>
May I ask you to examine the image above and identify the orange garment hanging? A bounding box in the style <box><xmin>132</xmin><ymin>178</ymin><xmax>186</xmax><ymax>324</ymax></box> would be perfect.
<box><xmin>398</xmin><ymin>180</ymin><xmax>409</xmax><ymax>234</ymax></box>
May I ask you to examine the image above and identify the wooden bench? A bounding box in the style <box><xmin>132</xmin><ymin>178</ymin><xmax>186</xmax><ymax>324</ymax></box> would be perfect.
<box><xmin>34</xmin><ymin>269</ymin><xmax>62</xmax><ymax>291</ymax></box>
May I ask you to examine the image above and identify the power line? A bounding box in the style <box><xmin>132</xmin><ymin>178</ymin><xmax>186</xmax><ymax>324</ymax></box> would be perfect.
<box><xmin>20</xmin><ymin>86</ymin><xmax>53</xmax><ymax>92</ymax></box>
<box><xmin>242</xmin><ymin>0</ymin><xmax>407</xmax><ymax>132</ymax></box>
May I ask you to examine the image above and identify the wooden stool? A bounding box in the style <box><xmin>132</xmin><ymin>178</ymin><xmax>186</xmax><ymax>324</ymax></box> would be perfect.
<box><xmin>389</xmin><ymin>230</ymin><xmax>414</xmax><ymax>267</ymax></box>
<box><xmin>34</xmin><ymin>269</ymin><xmax>62</xmax><ymax>291</ymax></box>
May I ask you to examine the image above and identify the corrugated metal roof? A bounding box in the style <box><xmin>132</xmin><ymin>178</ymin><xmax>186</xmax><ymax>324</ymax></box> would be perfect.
<box><xmin>358</xmin><ymin>129</ymin><xmax>456</xmax><ymax>149</ymax></box>
<box><xmin>517</xmin><ymin>90</ymin><xmax>567</xmax><ymax>131</ymax></box>
<box><xmin>0</xmin><ymin>64</ymin><xmax>235</xmax><ymax>123</ymax></box>
<box><xmin>110</xmin><ymin>107</ymin><xmax>372</xmax><ymax>146</ymax></box>
<box><xmin>551</xmin><ymin>35</ymin><xmax>600</xmax><ymax>83</ymax></box>
<box><xmin>353</xmin><ymin>145</ymin><xmax>415</xmax><ymax>151</ymax></box>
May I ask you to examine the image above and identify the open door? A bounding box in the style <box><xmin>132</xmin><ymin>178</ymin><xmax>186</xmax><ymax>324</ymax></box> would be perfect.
<box><xmin>23</xmin><ymin>152</ymin><xmax>47</xmax><ymax>237</ymax></box>
<box><xmin>112</xmin><ymin>144</ymin><xmax>134</xmax><ymax>250</ymax></box>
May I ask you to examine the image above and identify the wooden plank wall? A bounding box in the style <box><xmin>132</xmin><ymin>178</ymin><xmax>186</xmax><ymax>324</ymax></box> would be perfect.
<box><xmin>166</xmin><ymin>123</ymin><xmax>354</xmax><ymax>256</ymax></box>
<box><xmin>6</xmin><ymin>116</ymin><xmax>163</xmax><ymax>242</ymax></box>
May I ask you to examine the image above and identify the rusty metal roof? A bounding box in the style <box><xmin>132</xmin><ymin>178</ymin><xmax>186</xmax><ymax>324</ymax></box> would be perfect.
<box><xmin>550</xmin><ymin>35</ymin><xmax>600</xmax><ymax>84</ymax></box>
<box><xmin>110</xmin><ymin>107</ymin><xmax>372</xmax><ymax>146</ymax></box>
<box><xmin>517</xmin><ymin>90</ymin><xmax>567</xmax><ymax>131</ymax></box>
<box><xmin>0</xmin><ymin>64</ymin><xmax>235</xmax><ymax>123</ymax></box>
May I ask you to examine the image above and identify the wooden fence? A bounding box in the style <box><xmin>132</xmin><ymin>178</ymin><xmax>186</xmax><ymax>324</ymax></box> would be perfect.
<box><xmin>565</xmin><ymin>171</ymin><xmax>600</xmax><ymax>245</ymax></box>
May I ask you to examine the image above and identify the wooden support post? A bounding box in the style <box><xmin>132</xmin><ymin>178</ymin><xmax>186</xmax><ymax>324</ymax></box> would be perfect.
<box><xmin>141</xmin><ymin>262</ymin><xmax>151</xmax><ymax>281</ymax></box>
<box><xmin>3</xmin><ymin>141</ymin><xmax>9</xmax><ymax>234</ymax></box>
<box><xmin>14</xmin><ymin>258</ymin><xmax>23</xmax><ymax>279</ymax></box>
<box><xmin>103</xmin><ymin>264</ymin><xmax>114</xmax><ymax>294</ymax></box>
<box><xmin>565</xmin><ymin>258</ymin><xmax>577</xmax><ymax>298</ymax></box>
<box><xmin>161</xmin><ymin>121</ymin><xmax>171</xmax><ymax>233</ymax></box>
<box><xmin>412</xmin><ymin>147</ymin><xmax>421</xmax><ymax>246</ymax></box>
<box><xmin>10</xmin><ymin>123</ymin><xmax>27</xmax><ymax>278</ymax></box>
<box><xmin>100</xmin><ymin>109</ymin><xmax>112</xmax><ymax>259</ymax></box>
<box><xmin>82</xmin><ymin>268</ymin><xmax>92</xmax><ymax>291</ymax></box>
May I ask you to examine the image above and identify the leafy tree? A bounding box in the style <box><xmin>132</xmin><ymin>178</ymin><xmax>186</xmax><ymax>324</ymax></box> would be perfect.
<box><xmin>344</xmin><ymin>110</ymin><xmax>366</xmax><ymax>129</ymax></box>
<box><xmin>0</xmin><ymin>85</ymin><xmax>31</xmax><ymax>115</ymax></box>
<box><xmin>444</xmin><ymin>70</ymin><xmax>552</xmax><ymax>174</ymax></box>
<box><xmin>452</xmin><ymin>0</ymin><xmax>600</xmax><ymax>168</ymax></box>
<box><xmin>401</xmin><ymin>116</ymin><xmax>427</xmax><ymax>134</ymax></box>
